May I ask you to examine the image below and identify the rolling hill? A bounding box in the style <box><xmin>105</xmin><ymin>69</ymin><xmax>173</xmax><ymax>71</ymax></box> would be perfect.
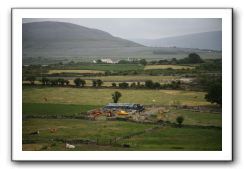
<box><xmin>132</xmin><ymin>31</ymin><xmax>222</xmax><ymax>51</ymax></box>
<box><xmin>22</xmin><ymin>21</ymin><xmax>221</xmax><ymax>64</ymax></box>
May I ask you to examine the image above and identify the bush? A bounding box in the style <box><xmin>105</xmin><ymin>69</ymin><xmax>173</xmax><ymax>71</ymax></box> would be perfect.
<box><xmin>118</xmin><ymin>82</ymin><xmax>129</xmax><ymax>88</ymax></box>
<box><xmin>92</xmin><ymin>79</ymin><xmax>103</xmax><ymax>87</ymax></box>
<box><xmin>111</xmin><ymin>83</ymin><xmax>117</xmax><ymax>87</ymax></box>
<box><xmin>130</xmin><ymin>82</ymin><xmax>137</xmax><ymax>88</ymax></box>
<box><xmin>74</xmin><ymin>78</ymin><xmax>86</xmax><ymax>87</ymax></box>
<box><xmin>176</xmin><ymin>116</ymin><xmax>184</xmax><ymax>127</ymax></box>
<box><xmin>112</xmin><ymin>91</ymin><xmax>122</xmax><ymax>103</ymax></box>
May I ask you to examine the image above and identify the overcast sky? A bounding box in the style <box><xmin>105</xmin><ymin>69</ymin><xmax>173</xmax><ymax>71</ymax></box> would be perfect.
<box><xmin>23</xmin><ymin>18</ymin><xmax>222</xmax><ymax>39</ymax></box>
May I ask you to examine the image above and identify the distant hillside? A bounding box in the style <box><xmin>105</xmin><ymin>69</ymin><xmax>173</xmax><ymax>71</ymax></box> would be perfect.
<box><xmin>132</xmin><ymin>31</ymin><xmax>222</xmax><ymax>51</ymax></box>
<box><xmin>23</xmin><ymin>21</ymin><xmax>143</xmax><ymax>57</ymax></box>
<box><xmin>22</xmin><ymin>21</ymin><xmax>221</xmax><ymax>64</ymax></box>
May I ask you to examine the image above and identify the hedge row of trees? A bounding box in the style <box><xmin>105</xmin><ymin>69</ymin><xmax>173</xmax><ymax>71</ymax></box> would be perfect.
<box><xmin>25</xmin><ymin>77</ymin><xmax>182</xmax><ymax>90</ymax></box>
<box><xmin>151</xmin><ymin>53</ymin><xmax>204</xmax><ymax>65</ymax></box>
<box><xmin>112</xmin><ymin>80</ymin><xmax>181</xmax><ymax>90</ymax></box>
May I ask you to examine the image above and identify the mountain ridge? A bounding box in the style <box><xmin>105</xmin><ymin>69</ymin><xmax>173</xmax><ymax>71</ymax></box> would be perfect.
<box><xmin>131</xmin><ymin>31</ymin><xmax>222</xmax><ymax>51</ymax></box>
<box><xmin>23</xmin><ymin>21</ymin><xmax>143</xmax><ymax>50</ymax></box>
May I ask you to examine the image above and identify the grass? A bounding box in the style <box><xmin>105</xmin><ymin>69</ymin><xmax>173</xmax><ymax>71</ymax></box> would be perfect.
<box><xmin>78</xmin><ymin>75</ymin><xmax>181</xmax><ymax>83</ymax></box>
<box><xmin>59</xmin><ymin>64</ymin><xmax>144</xmax><ymax>72</ymax></box>
<box><xmin>118</xmin><ymin>126</ymin><xmax>221</xmax><ymax>151</ymax></box>
<box><xmin>22</xmin><ymin>119</ymin><xmax>155</xmax><ymax>145</ymax></box>
<box><xmin>167</xmin><ymin>109</ymin><xmax>222</xmax><ymax>127</ymax></box>
<box><xmin>47</xmin><ymin>69</ymin><xmax>105</xmax><ymax>74</ymax></box>
<box><xmin>22</xmin><ymin>119</ymin><xmax>221</xmax><ymax>151</ymax></box>
<box><xmin>144</xmin><ymin>65</ymin><xmax>195</xmax><ymax>70</ymax></box>
<box><xmin>22</xmin><ymin>86</ymin><xmax>221</xmax><ymax>151</ymax></box>
<box><xmin>23</xmin><ymin>87</ymin><xmax>211</xmax><ymax>106</ymax></box>
<box><xmin>23</xmin><ymin>103</ymin><xmax>100</xmax><ymax>116</ymax></box>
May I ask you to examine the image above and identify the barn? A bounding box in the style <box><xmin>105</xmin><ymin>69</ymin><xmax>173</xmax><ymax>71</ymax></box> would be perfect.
<box><xmin>103</xmin><ymin>103</ymin><xmax>145</xmax><ymax>112</ymax></box>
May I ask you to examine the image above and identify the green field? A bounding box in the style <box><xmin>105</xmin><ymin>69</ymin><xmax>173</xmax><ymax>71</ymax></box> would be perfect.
<box><xmin>78</xmin><ymin>75</ymin><xmax>181</xmax><ymax>83</ymax></box>
<box><xmin>22</xmin><ymin>118</ymin><xmax>221</xmax><ymax>151</ymax></box>
<box><xmin>118</xmin><ymin>126</ymin><xmax>221</xmax><ymax>151</ymax></box>
<box><xmin>23</xmin><ymin>103</ymin><xmax>99</xmax><ymax>117</ymax></box>
<box><xmin>144</xmin><ymin>65</ymin><xmax>195</xmax><ymax>70</ymax></box>
<box><xmin>23</xmin><ymin>87</ymin><xmax>210</xmax><ymax>106</ymax></box>
<box><xmin>22</xmin><ymin>86</ymin><xmax>221</xmax><ymax>151</ymax></box>
<box><xmin>48</xmin><ymin>69</ymin><xmax>105</xmax><ymax>74</ymax></box>
<box><xmin>56</xmin><ymin>64</ymin><xmax>144</xmax><ymax>72</ymax></box>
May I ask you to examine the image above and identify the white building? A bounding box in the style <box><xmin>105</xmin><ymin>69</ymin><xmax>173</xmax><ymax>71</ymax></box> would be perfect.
<box><xmin>101</xmin><ymin>58</ymin><xmax>115</xmax><ymax>64</ymax></box>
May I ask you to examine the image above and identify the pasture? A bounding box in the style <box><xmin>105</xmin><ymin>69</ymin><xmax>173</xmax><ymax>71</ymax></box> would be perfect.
<box><xmin>77</xmin><ymin>75</ymin><xmax>181</xmax><ymax>83</ymax></box>
<box><xmin>23</xmin><ymin>87</ymin><xmax>211</xmax><ymax>106</ymax></box>
<box><xmin>22</xmin><ymin>117</ymin><xmax>221</xmax><ymax>151</ymax></box>
<box><xmin>47</xmin><ymin>69</ymin><xmax>105</xmax><ymax>74</ymax></box>
<box><xmin>57</xmin><ymin>64</ymin><xmax>144</xmax><ymax>72</ymax></box>
<box><xmin>22</xmin><ymin>87</ymin><xmax>221</xmax><ymax>151</ymax></box>
<box><xmin>144</xmin><ymin>65</ymin><xmax>195</xmax><ymax>70</ymax></box>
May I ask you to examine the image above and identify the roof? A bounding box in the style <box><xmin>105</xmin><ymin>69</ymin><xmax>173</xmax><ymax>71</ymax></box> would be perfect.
<box><xmin>106</xmin><ymin>103</ymin><xmax>138</xmax><ymax>107</ymax></box>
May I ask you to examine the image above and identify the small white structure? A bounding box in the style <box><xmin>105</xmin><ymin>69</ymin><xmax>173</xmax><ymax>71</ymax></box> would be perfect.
<box><xmin>101</xmin><ymin>58</ymin><xmax>114</xmax><ymax>64</ymax></box>
<box><xmin>66</xmin><ymin>143</ymin><xmax>75</xmax><ymax>149</ymax></box>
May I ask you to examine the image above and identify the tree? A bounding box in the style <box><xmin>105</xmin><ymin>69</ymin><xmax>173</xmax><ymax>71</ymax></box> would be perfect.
<box><xmin>40</xmin><ymin>77</ymin><xmax>50</xmax><ymax>85</ymax></box>
<box><xmin>112</xmin><ymin>83</ymin><xmax>117</xmax><ymax>87</ymax></box>
<box><xmin>50</xmin><ymin>79</ymin><xmax>58</xmax><ymax>86</ymax></box>
<box><xmin>118</xmin><ymin>60</ymin><xmax>130</xmax><ymax>64</ymax></box>
<box><xmin>171</xmin><ymin>58</ymin><xmax>178</xmax><ymax>64</ymax></box>
<box><xmin>57</xmin><ymin>78</ymin><xmax>65</xmax><ymax>86</ymax></box>
<box><xmin>153</xmin><ymin>82</ymin><xmax>161</xmax><ymax>89</ymax></box>
<box><xmin>137</xmin><ymin>82</ymin><xmax>141</xmax><ymax>88</ymax></box>
<box><xmin>145</xmin><ymin>80</ymin><xmax>154</xmax><ymax>89</ymax></box>
<box><xmin>118</xmin><ymin>82</ymin><xmax>129</xmax><ymax>88</ymax></box>
<box><xmin>96</xmin><ymin>79</ymin><xmax>103</xmax><ymax>87</ymax></box>
<box><xmin>96</xmin><ymin>59</ymin><xmax>102</xmax><ymax>64</ymax></box>
<box><xmin>205</xmin><ymin>81</ymin><xmax>222</xmax><ymax>105</ymax></box>
<box><xmin>112</xmin><ymin>91</ymin><xmax>122</xmax><ymax>103</ymax></box>
<box><xmin>188</xmin><ymin>53</ymin><xmax>203</xmax><ymax>63</ymax></box>
<box><xmin>176</xmin><ymin>116</ymin><xmax>184</xmax><ymax>127</ymax></box>
<box><xmin>92</xmin><ymin>80</ymin><xmax>97</xmax><ymax>87</ymax></box>
<box><xmin>74</xmin><ymin>78</ymin><xmax>86</xmax><ymax>87</ymax></box>
<box><xmin>130</xmin><ymin>82</ymin><xmax>137</xmax><ymax>88</ymax></box>
<box><xmin>74</xmin><ymin>78</ymin><xmax>81</xmax><ymax>86</ymax></box>
<box><xmin>92</xmin><ymin>79</ymin><xmax>103</xmax><ymax>87</ymax></box>
<box><xmin>64</xmin><ymin>80</ymin><xmax>70</xmax><ymax>86</ymax></box>
<box><xmin>26</xmin><ymin>76</ymin><xmax>36</xmax><ymax>85</ymax></box>
<box><xmin>80</xmin><ymin>79</ymin><xmax>86</xmax><ymax>87</ymax></box>
<box><xmin>139</xmin><ymin>59</ymin><xmax>147</xmax><ymax>66</ymax></box>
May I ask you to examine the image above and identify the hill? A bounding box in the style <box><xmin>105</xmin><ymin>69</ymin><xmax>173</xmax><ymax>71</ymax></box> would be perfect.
<box><xmin>132</xmin><ymin>31</ymin><xmax>222</xmax><ymax>51</ymax></box>
<box><xmin>23</xmin><ymin>21</ymin><xmax>143</xmax><ymax>56</ymax></box>
<box><xmin>22</xmin><ymin>22</ymin><xmax>221</xmax><ymax>64</ymax></box>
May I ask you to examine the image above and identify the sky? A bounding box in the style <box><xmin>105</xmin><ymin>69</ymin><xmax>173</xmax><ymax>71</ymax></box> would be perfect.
<box><xmin>23</xmin><ymin>18</ymin><xmax>222</xmax><ymax>39</ymax></box>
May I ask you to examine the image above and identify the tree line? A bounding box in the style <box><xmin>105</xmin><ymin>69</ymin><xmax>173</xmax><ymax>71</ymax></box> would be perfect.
<box><xmin>24</xmin><ymin>77</ymin><xmax>182</xmax><ymax>90</ymax></box>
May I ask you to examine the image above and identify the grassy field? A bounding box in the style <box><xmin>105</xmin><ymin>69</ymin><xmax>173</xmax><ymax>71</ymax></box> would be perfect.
<box><xmin>22</xmin><ymin>118</ymin><xmax>221</xmax><ymax>151</ymax></box>
<box><xmin>118</xmin><ymin>126</ymin><xmax>221</xmax><ymax>151</ymax></box>
<box><xmin>47</xmin><ymin>69</ymin><xmax>105</xmax><ymax>74</ymax></box>
<box><xmin>23</xmin><ymin>103</ymin><xmax>221</xmax><ymax>127</ymax></box>
<box><xmin>78</xmin><ymin>75</ymin><xmax>181</xmax><ymax>83</ymax></box>
<box><xmin>57</xmin><ymin>64</ymin><xmax>144</xmax><ymax>72</ymax></box>
<box><xmin>23</xmin><ymin>103</ymin><xmax>99</xmax><ymax>116</ymax></box>
<box><xmin>23</xmin><ymin>87</ymin><xmax>211</xmax><ymax>106</ymax></box>
<box><xmin>22</xmin><ymin>86</ymin><xmax>221</xmax><ymax>151</ymax></box>
<box><xmin>163</xmin><ymin>108</ymin><xmax>221</xmax><ymax>127</ymax></box>
<box><xmin>144</xmin><ymin>65</ymin><xmax>195</xmax><ymax>70</ymax></box>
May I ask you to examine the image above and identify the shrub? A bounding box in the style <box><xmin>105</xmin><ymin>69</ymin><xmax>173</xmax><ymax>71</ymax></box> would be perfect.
<box><xmin>118</xmin><ymin>82</ymin><xmax>129</xmax><ymax>88</ymax></box>
<box><xmin>112</xmin><ymin>91</ymin><xmax>122</xmax><ymax>103</ymax></box>
<box><xmin>176</xmin><ymin>116</ymin><xmax>184</xmax><ymax>127</ymax></box>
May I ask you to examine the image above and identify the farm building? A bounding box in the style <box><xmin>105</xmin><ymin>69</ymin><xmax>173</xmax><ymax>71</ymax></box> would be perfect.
<box><xmin>103</xmin><ymin>103</ymin><xmax>145</xmax><ymax>112</ymax></box>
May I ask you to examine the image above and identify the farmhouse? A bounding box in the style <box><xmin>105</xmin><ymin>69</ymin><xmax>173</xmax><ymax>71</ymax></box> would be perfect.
<box><xmin>103</xmin><ymin>103</ymin><xmax>145</xmax><ymax>112</ymax></box>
